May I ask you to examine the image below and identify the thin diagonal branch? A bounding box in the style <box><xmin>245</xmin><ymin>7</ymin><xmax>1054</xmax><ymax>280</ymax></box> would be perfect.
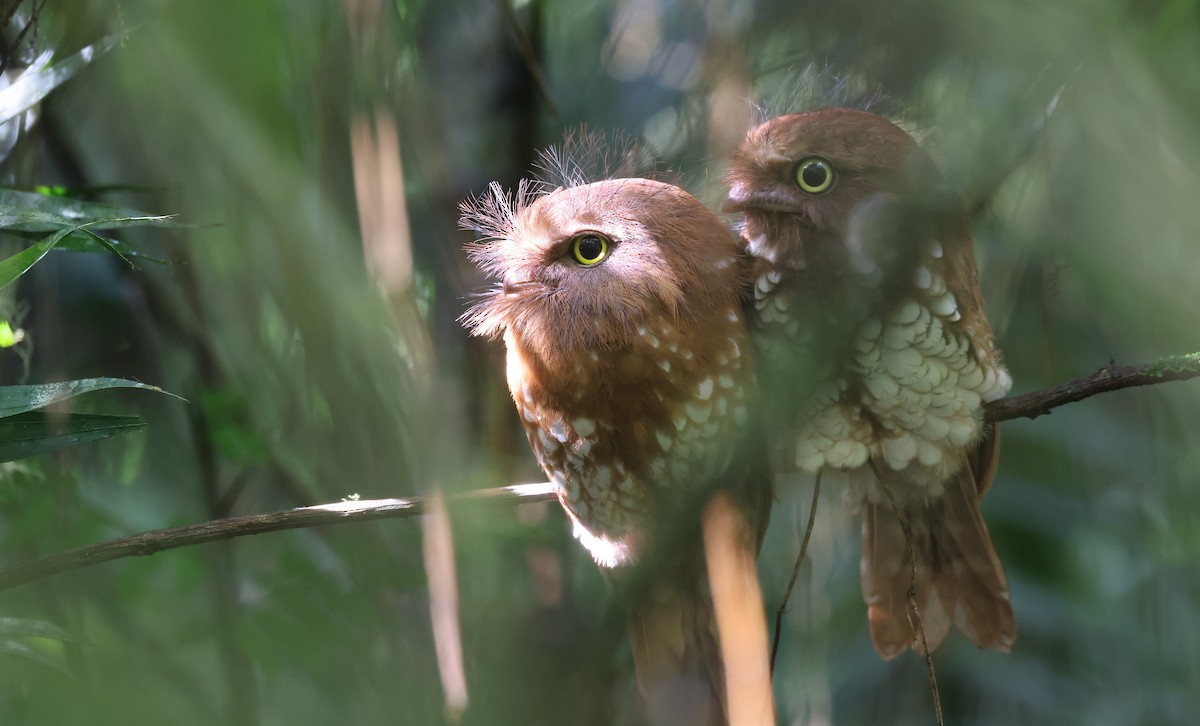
<box><xmin>0</xmin><ymin>354</ymin><xmax>1196</xmax><ymax>592</ymax></box>
<box><xmin>770</xmin><ymin>469</ymin><xmax>820</xmax><ymax>674</ymax></box>
<box><xmin>0</xmin><ymin>484</ymin><xmax>558</xmax><ymax>592</ymax></box>
<box><xmin>983</xmin><ymin>354</ymin><xmax>1200</xmax><ymax>423</ymax></box>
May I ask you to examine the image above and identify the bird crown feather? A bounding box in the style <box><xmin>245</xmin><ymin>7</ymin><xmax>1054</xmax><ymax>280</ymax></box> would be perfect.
<box><xmin>459</xmin><ymin>128</ymin><xmax>677</xmax><ymax>275</ymax></box>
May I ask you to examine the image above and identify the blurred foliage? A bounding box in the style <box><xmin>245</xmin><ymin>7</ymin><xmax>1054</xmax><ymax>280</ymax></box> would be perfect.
<box><xmin>0</xmin><ymin>0</ymin><xmax>1194</xmax><ymax>724</ymax></box>
<box><xmin>0</xmin><ymin>13</ymin><xmax>183</xmax><ymax>470</ymax></box>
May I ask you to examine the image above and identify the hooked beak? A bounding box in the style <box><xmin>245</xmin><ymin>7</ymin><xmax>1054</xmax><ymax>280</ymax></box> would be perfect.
<box><xmin>502</xmin><ymin>279</ymin><xmax>540</xmax><ymax>297</ymax></box>
<box><xmin>721</xmin><ymin>181</ymin><xmax>802</xmax><ymax>214</ymax></box>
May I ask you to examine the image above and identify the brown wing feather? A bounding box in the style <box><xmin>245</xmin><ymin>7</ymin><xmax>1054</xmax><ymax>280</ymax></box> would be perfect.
<box><xmin>863</xmin><ymin>498</ymin><xmax>920</xmax><ymax>659</ymax></box>
<box><xmin>937</xmin><ymin>219</ymin><xmax>1007</xmax><ymax>375</ymax></box>
<box><xmin>936</xmin><ymin>459</ymin><xmax>1016</xmax><ymax>651</ymax></box>
<box><xmin>862</xmin><ymin>440</ymin><xmax>1014</xmax><ymax>658</ymax></box>
<box><xmin>969</xmin><ymin>423</ymin><xmax>1002</xmax><ymax>498</ymax></box>
<box><xmin>862</xmin><ymin>484</ymin><xmax>953</xmax><ymax>660</ymax></box>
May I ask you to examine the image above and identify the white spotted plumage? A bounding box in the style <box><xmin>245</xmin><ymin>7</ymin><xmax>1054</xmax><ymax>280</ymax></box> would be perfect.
<box><xmin>789</xmin><ymin>261</ymin><xmax>1010</xmax><ymax>498</ymax></box>
<box><xmin>462</xmin><ymin>175</ymin><xmax>760</xmax><ymax>568</ymax></box>
<box><xmin>726</xmin><ymin>107</ymin><xmax>1016</xmax><ymax>659</ymax></box>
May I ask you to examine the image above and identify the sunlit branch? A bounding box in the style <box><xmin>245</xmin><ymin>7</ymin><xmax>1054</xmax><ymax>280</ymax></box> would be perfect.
<box><xmin>0</xmin><ymin>484</ymin><xmax>558</xmax><ymax>592</ymax></box>
<box><xmin>0</xmin><ymin>353</ymin><xmax>1196</xmax><ymax>592</ymax></box>
<box><xmin>983</xmin><ymin>354</ymin><xmax>1200</xmax><ymax>423</ymax></box>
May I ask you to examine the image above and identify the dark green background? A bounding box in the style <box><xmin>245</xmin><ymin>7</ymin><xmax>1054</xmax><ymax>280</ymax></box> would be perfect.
<box><xmin>1</xmin><ymin>0</ymin><xmax>1197</xmax><ymax>723</ymax></box>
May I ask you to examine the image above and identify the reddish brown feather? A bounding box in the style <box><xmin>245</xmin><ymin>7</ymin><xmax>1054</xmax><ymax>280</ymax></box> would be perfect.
<box><xmin>462</xmin><ymin>171</ymin><xmax>771</xmax><ymax>723</ymax></box>
<box><xmin>726</xmin><ymin>107</ymin><xmax>1015</xmax><ymax>660</ymax></box>
<box><xmin>862</xmin><ymin>455</ymin><xmax>1015</xmax><ymax>659</ymax></box>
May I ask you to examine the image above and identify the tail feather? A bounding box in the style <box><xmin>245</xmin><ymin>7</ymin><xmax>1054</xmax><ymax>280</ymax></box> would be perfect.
<box><xmin>861</xmin><ymin>434</ymin><xmax>1015</xmax><ymax>658</ymax></box>
<box><xmin>938</xmin><ymin>461</ymin><xmax>1015</xmax><ymax>651</ymax></box>
<box><xmin>627</xmin><ymin>576</ymin><xmax>726</xmax><ymax>726</ymax></box>
<box><xmin>862</xmin><ymin>496</ymin><xmax>952</xmax><ymax>659</ymax></box>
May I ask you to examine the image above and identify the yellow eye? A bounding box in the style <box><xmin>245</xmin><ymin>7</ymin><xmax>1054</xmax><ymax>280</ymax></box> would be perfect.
<box><xmin>795</xmin><ymin>157</ymin><xmax>834</xmax><ymax>194</ymax></box>
<box><xmin>570</xmin><ymin>232</ymin><xmax>611</xmax><ymax>266</ymax></box>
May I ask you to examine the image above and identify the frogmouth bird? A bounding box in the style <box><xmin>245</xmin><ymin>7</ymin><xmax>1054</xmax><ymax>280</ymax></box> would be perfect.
<box><xmin>462</xmin><ymin>170</ymin><xmax>770</xmax><ymax>723</ymax></box>
<box><xmin>724</xmin><ymin>107</ymin><xmax>1015</xmax><ymax>659</ymax></box>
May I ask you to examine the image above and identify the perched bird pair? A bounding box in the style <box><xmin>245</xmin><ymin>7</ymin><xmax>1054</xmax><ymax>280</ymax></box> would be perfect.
<box><xmin>461</xmin><ymin>108</ymin><xmax>1014</xmax><ymax>722</ymax></box>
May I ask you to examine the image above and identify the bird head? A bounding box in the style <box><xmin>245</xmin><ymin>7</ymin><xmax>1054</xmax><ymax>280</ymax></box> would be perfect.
<box><xmin>723</xmin><ymin>107</ymin><xmax>945</xmax><ymax>276</ymax></box>
<box><xmin>461</xmin><ymin>178</ymin><xmax>742</xmax><ymax>369</ymax></box>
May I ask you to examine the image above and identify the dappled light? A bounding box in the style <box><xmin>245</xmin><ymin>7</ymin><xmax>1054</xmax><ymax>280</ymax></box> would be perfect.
<box><xmin>0</xmin><ymin>1</ymin><xmax>1197</xmax><ymax>724</ymax></box>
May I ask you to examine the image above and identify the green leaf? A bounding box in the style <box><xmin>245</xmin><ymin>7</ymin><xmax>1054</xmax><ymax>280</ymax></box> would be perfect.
<box><xmin>0</xmin><ymin>640</ymin><xmax>71</xmax><ymax>675</ymax></box>
<box><xmin>37</xmin><ymin>183</ymin><xmax>164</xmax><ymax>198</ymax></box>
<box><xmin>0</xmin><ymin>189</ymin><xmax>179</xmax><ymax>231</ymax></box>
<box><xmin>3</xmin><ymin>226</ymin><xmax>171</xmax><ymax>264</ymax></box>
<box><xmin>0</xmin><ymin>377</ymin><xmax>182</xmax><ymax>419</ymax></box>
<box><xmin>66</xmin><ymin>226</ymin><xmax>136</xmax><ymax>267</ymax></box>
<box><xmin>0</xmin><ymin>32</ymin><xmax>124</xmax><ymax>126</ymax></box>
<box><xmin>0</xmin><ymin>617</ymin><xmax>87</xmax><ymax>643</ymax></box>
<box><xmin>0</xmin><ymin>412</ymin><xmax>146</xmax><ymax>463</ymax></box>
<box><xmin>53</xmin><ymin>230</ymin><xmax>170</xmax><ymax>264</ymax></box>
<box><xmin>0</xmin><ymin>321</ymin><xmax>16</xmax><ymax>347</ymax></box>
<box><xmin>0</xmin><ymin>225</ymin><xmax>75</xmax><ymax>289</ymax></box>
<box><xmin>0</xmin><ymin>216</ymin><xmax>175</xmax><ymax>287</ymax></box>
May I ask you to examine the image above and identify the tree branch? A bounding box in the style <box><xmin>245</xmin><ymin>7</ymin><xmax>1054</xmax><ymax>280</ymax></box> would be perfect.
<box><xmin>983</xmin><ymin>353</ymin><xmax>1200</xmax><ymax>423</ymax></box>
<box><xmin>0</xmin><ymin>354</ymin><xmax>1196</xmax><ymax>592</ymax></box>
<box><xmin>0</xmin><ymin>483</ymin><xmax>558</xmax><ymax>592</ymax></box>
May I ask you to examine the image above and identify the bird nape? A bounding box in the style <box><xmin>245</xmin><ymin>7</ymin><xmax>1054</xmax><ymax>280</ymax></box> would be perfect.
<box><xmin>461</xmin><ymin>173</ymin><xmax>773</xmax><ymax>724</ymax></box>
<box><xmin>724</xmin><ymin>106</ymin><xmax>1016</xmax><ymax>660</ymax></box>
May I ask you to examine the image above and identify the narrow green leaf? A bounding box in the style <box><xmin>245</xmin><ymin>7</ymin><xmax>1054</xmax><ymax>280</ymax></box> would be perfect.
<box><xmin>0</xmin><ymin>214</ymin><xmax>180</xmax><ymax>287</ymax></box>
<box><xmin>0</xmin><ymin>204</ymin><xmax>78</xmax><ymax>229</ymax></box>
<box><xmin>0</xmin><ymin>190</ymin><xmax>180</xmax><ymax>231</ymax></box>
<box><xmin>4</xmin><ymin>227</ymin><xmax>171</xmax><ymax>264</ymax></box>
<box><xmin>0</xmin><ymin>226</ymin><xmax>74</xmax><ymax>289</ymax></box>
<box><xmin>57</xmin><ymin>233</ymin><xmax>170</xmax><ymax>263</ymax></box>
<box><xmin>38</xmin><ymin>183</ymin><xmax>164</xmax><ymax>198</ymax></box>
<box><xmin>0</xmin><ymin>617</ymin><xmax>87</xmax><ymax>643</ymax></box>
<box><xmin>0</xmin><ymin>412</ymin><xmax>146</xmax><ymax>463</ymax></box>
<box><xmin>0</xmin><ymin>321</ymin><xmax>16</xmax><ymax>347</ymax></box>
<box><xmin>76</xmin><ymin>226</ymin><xmax>136</xmax><ymax>268</ymax></box>
<box><xmin>0</xmin><ymin>640</ymin><xmax>71</xmax><ymax>675</ymax></box>
<box><xmin>0</xmin><ymin>378</ymin><xmax>182</xmax><ymax>419</ymax></box>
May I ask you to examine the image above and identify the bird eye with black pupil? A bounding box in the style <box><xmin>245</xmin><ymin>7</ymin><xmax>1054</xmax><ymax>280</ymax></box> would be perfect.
<box><xmin>571</xmin><ymin>232</ymin><xmax>611</xmax><ymax>267</ymax></box>
<box><xmin>795</xmin><ymin>158</ymin><xmax>834</xmax><ymax>194</ymax></box>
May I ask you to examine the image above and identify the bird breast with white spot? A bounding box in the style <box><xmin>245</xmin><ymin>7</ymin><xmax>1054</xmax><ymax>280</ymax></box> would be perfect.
<box><xmin>778</xmin><ymin>259</ymin><xmax>1011</xmax><ymax>488</ymax></box>
<box><xmin>507</xmin><ymin>301</ymin><xmax>754</xmax><ymax>567</ymax></box>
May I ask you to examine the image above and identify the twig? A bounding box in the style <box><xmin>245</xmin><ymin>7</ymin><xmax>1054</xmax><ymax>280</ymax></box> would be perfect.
<box><xmin>0</xmin><ymin>355</ymin><xmax>1196</xmax><ymax>593</ymax></box>
<box><xmin>0</xmin><ymin>0</ymin><xmax>45</xmax><ymax>75</ymax></box>
<box><xmin>769</xmin><ymin>469</ymin><xmax>820</xmax><ymax>674</ymax></box>
<box><xmin>871</xmin><ymin>462</ymin><xmax>943</xmax><ymax>726</ymax></box>
<box><xmin>0</xmin><ymin>483</ymin><xmax>557</xmax><ymax>592</ymax></box>
<box><xmin>983</xmin><ymin>354</ymin><xmax>1200</xmax><ymax>423</ymax></box>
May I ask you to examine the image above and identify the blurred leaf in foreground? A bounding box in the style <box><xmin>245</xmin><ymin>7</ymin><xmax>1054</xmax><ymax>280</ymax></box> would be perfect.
<box><xmin>0</xmin><ymin>412</ymin><xmax>146</xmax><ymax>463</ymax></box>
<box><xmin>0</xmin><ymin>377</ymin><xmax>180</xmax><ymax>419</ymax></box>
